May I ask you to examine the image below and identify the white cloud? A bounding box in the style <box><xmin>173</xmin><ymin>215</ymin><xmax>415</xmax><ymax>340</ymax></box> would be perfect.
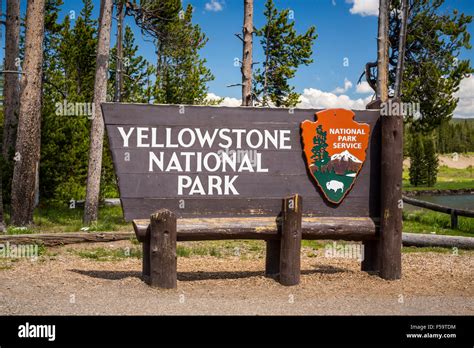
<box><xmin>454</xmin><ymin>74</ymin><xmax>474</xmax><ymax>118</ymax></box>
<box><xmin>355</xmin><ymin>81</ymin><xmax>375</xmax><ymax>94</ymax></box>
<box><xmin>297</xmin><ymin>88</ymin><xmax>373</xmax><ymax>110</ymax></box>
<box><xmin>348</xmin><ymin>0</ymin><xmax>378</xmax><ymax>16</ymax></box>
<box><xmin>206</xmin><ymin>93</ymin><xmax>241</xmax><ymax>107</ymax></box>
<box><xmin>208</xmin><ymin>89</ymin><xmax>373</xmax><ymax>110</ymax></box>
<box><xmin>205</xmin><ymin>0</ymin><xmax>224</xmax><ymax>12</ymax></box>
<box><xmin>332</xmin><ymin>78</ymin><xmax>353</xmax><ymax>94</ymax></box>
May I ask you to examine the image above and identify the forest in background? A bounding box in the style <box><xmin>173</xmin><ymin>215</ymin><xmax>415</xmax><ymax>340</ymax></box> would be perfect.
<box><xmin>0</xmin><ymin>0</ymin><xmax>471</xmax><ymax>227</ymax></box>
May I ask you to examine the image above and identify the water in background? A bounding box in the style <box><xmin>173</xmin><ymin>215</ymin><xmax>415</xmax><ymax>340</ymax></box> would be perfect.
<box><xmin>404</xmin><ymin>194</ymin><xmax>474</xmax><ymax>211</ymax></box>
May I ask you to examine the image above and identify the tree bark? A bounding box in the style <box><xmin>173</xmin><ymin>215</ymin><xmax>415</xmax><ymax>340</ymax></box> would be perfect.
<box><xmin>279</xmin><ymin>194</ymin><xmax>302</xmax><ymax>286</ymax></box>
<box><xmin>0</xmin><ymin>174</ymin><xmax>5</xmax><ymax>232</ymax></box>
<box><xmin>114</xmin><ymin>1</ymin><xmax>124</xmax><ymax>102</ymax></box>
<box><xmin>262</xmin><ymin>26</ymin><xmax>270</xmax><ymax>106</ymax></box>
<box><xmin>377</xmin><ymin>0</ymin><xmax>389</xmax><ymax>101</ymax></box>
<box><xmin>10</xmin><ymin>0</ymin><xmax>45</xmax><ymax>226</ymax></box>
<box><xmin>3</xmin><ymin>0</ymin><xmax>21</xmax><ymax>160</ymax></box>
<box><xmin>394</xmin><ymin>0</ymin><xmax>409</xmax><ymax>98</ymax></box>
<box><xmin>149</xmin><ymin>209</ymin><xmax>177</xmax><ymax>289</ymax></box>
<box><xmin>241</xmin><ymin>0</ymin><xmax>253</xmax><ymax>106</ymax></box>
<box><xmin>83</xmin><ymin>0</ymin><xmax>114</xmax><ymax>224</ymax></box>
<box><xmin>377</xmin><ymin>0</ymin><xmax>403</xmax><ymax>280</ymax></box>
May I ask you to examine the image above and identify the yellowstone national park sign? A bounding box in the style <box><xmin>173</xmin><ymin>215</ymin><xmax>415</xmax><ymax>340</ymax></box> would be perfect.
<box><xmin>301</xmin><ymin>109</ymin><xmax>370</xmax><ymax>204</ymax></box>
<box><xmin>102</xmin><ymin>104</ymin><xmax>381</xmax><ymax>221</ymax></box>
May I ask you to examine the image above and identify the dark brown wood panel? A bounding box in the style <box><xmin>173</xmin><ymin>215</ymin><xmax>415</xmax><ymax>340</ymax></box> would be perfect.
<box><xmin>102</xmin><ymin>103</ymin><xmax>381</xmax><ymax>221</ymax></box>
<box><xmin>120</xmin><ymin>196</ymin><xmax>379</xmax><ymax>220</ymax></box>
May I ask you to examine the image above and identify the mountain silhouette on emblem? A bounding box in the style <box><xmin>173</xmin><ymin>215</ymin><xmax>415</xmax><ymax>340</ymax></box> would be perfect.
<box><xmin>330</xmin><ymin>150</ymin><xmax>362</xmax><ymax>163</ymax></box>
<box><xmin>320</xmin><ymin>150</ymin><xmax>362</xmax><ymax>176</ymax></box>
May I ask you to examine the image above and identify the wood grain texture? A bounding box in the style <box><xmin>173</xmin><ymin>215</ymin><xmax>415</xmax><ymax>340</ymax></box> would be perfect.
<box><xmin>149</xmin><ymin>209</ymin><xmax>177</xmax><ymax>289</ymax></box>
<box><xmin>402</xmin><ymin>232</ymin><xmax>474</xmax><ymax>250</ymax></box>
<box><xmin>0</xmin><ymin>232</ymin><xmax>134</xmax><ymax>246</ymax></box>
<box><xmin>379</xmin><ymin>112</ymin><xmax>403</xmax><ymax>280</ymax></box>
<box><xmin>132</xmin><ymin>216</ymin><xmax>378</xmax><ymax>242</ymax></box>
<box><xmin>279</xmin><ymin>195</ymin><xmax>302</xmax><ymax>286</ymax></box>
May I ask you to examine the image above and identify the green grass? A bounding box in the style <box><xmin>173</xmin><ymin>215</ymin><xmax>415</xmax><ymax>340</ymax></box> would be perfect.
<box><xmin>177</xmin><ymin>240</ymin><xmax>265</xmax><ymax>258</ymax></box>
<box><xmin>4</xmin><ymin>203</ymin><xmax>129</xmax><ymax>234</ymax></box>
<box><xmin>401</xmin><ymin>246</ymin><xmax>458</xmax><ymax>254</ymax></box>
<box><xmin>403</xmin><ymin>165</ymin><xmax>474</xmax><ymax>191</ymax></box>
<box><xmin>74</xmin><ymin>241</ymin><xmax>264</xmax><ymax>262</ymax></box>
<box><xmin>75</xmin><ymin>246</ymin><xmax>142</xmax><ymax>261</ymax></box>
<box><xmin>177</xmin><ymin>244</ymin><xmax>222</xmax><ymax>257</ymax></box>
<box><xmin>402</xmin><ymin>210</ymin><xmax>474</xmax><ymax>237</ymax></box>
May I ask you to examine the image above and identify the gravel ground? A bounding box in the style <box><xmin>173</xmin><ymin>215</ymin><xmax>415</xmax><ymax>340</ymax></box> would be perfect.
<box><xmin>0</xmin><ymin>240</ymin><xmax>473</xmax><ymax>315</ymax></box>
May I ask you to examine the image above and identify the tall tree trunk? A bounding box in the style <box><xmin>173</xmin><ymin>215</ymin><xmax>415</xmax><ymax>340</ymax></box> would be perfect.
<box><xmin>262</xmin><ymin>26</ymin><xmax>270</xmax><ymax>106</ymax></box>
<box><xmin>394</xmin><ymin>0</ymin><xmax>409</xmax><ymax>99</ymax></box>
<box><xmin>241</xmin><ymin>0</ymin><xmax>253</xmax><ymax>106</ymax></box>
<box><xmin>10</xmin><ymin>0</ymin><xmax>45</xmax><ymax>226</ymax></box>
<box><xmin>377</xmin><ymin>0</ymin><xmax>389</xmax><ymax>101</ymax></box>
<box><xmin>0</xmin><ymin>173</ymin><xmax>5</xmax><ymax>232</ymax></box>
<box><xmin>114</xmin><ymin>1</ymin><xmax>124</xmax><ymax>102</ymax></box>
<box><xmin>83</xmin><ymin>0</ymin><xmax>114</xmax><ymax>224</ymax></box>
<box><xmin>3</xmin><ymin>0</ymin><xmax>21</xmax><ymax>160</ymax></box>
<box><xmin>378</xmin><ymin>0</ymin><xmax>403</xmax><ymax>280</ymax></box>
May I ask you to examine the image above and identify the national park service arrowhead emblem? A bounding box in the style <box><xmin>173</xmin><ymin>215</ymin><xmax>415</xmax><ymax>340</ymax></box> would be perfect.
<box><xmin>301</xmin><ymin>109</ymin><xmax>370</xmax><ymax>204</ymax></box>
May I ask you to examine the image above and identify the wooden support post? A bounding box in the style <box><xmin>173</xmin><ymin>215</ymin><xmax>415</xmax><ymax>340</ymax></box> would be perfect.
<box><xmin>149</xmin><ymin>209</ymin><xmax>177</xmax><ymax>289</ymax></box>
<box><xmin>361</xmin><ymin>239</ymin><xmax>379</xmax><ymax>273</ymax></box>
<box><xmin>450</xmin><ymin>211</ymin><xmax>458</xmax><ymax>230</ymax></box>
<box><xmin>362</xmin><ymin>102</ymin><xmax>381</xmax><ymax>274</ymax></box>
<box><xmin>142</xmin><ymin>226</ymin><xmax>151</xmax><ymax>282</ymax></box>
<box><xmin>279</xmin><ymin>194</ymin><xmax>302</xmax><ymax>286</ymax></box>
<box><xmin>265</xmin><ymin>240</ymin><xmax>280</xmax><ymax>276</ymax></box>
<box><xmin>379</xmin><ymin>101</ymin><xmax>403</xmax><ymax>280</ymax></box>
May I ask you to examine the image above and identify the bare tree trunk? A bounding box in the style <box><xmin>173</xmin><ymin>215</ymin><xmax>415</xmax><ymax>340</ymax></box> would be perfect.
<box><xmin>114</xmin><ymin>1</ymin><xmax>124</xmax><ymax>102</ymax></box>
<box><xmin>10</xmin><ymin>0</ymin><xmax>45</xmax><ymax>226</ymax></box>
<box><xmin>3</xmin><ymin>0</ymin><xmax>21</xmax><ymax>160</ymax></box>
<box><xmin>377</xmin><ymin>0</ymin><xmax>389</xmax><ymax>102</ymax></box>
<box><xmin>394</xmin><ymin>0</ymin><xmax>409</xmax><ymax>99</ymax></box>
<box><xmin>0</xmin><ymin>173</ymin><xmax>5</xmax><ymax>232</ymax></box>
<box><xmin>262</xmin><ymin>26</ymin><xmax>270</xmax><ymax>106</ymax></box>
<box><xmin>83</xmin><ymin>0</ymin><xmax>114</xmax><ymax>224</ymax></box>
<box><xmin>241</xmin><ymin>0</ymin><xmax>253</xmax><ymax>106</ymax></box>
<box><xmin>378</xmin><ymin>0</ymin><xmax>403</xmax><ymax>280</ymax></box>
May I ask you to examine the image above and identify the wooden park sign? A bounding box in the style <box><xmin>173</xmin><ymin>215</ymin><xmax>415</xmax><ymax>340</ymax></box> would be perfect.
<box><xmin>102</xmin><ymin>103</ymin><xmax>402</xmax><ymax>288</ymax></box>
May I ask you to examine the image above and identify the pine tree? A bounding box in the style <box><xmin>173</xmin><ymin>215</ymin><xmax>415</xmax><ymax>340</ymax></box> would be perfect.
<box><xmin>41</xmin><ymin>0</ymin><xmax>98</xmax><ymax>202</ymax></box>
<box><xmin>389</xmin><ymin>0</ymin><xmax>473</xmax><ymax>133</ymax></box>
<box><xmin>423</xmin><ymin>136</ymin><xmax>439</xmax><ymax>187</ymax></box>
<box><xmin>109</xmin><ymin>26</ymin><xmax>153</xmax><ymax>103</ymax></box>
<box><xmin>154</xmin><ymin>4</ymin><xmax>214</xmax><ymax>105</ymax></box>
<box><xmin>408</xmin><ymin>134</ymin><xmax>425</xmax><ymax>186</ymax></box>
<box><xmin>253</xmin><ymin>0</ymin><xmax>317</xmax><ymax>107</ymax></box>
<box><xmin>311</xmin><ymin>125</ymin><xmax>329</xmax><ymax>170</ymax></box>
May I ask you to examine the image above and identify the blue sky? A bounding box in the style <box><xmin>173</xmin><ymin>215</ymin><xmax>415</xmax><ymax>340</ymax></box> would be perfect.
<box><xmin>3</xmin><ymin>0</ymin><xmax>474</xmax><ymax>116</ymax></box>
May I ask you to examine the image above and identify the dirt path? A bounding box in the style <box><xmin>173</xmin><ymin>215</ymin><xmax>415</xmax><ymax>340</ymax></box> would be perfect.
<box><xmin>404</xmin><ymin>154</ymin><xmax>474</xmax><ymax>169</ymax></box>
<box><xmin>0</xmin><ymin>241</ymin><xmax>473</xmax><ymax>315</ymax></box>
